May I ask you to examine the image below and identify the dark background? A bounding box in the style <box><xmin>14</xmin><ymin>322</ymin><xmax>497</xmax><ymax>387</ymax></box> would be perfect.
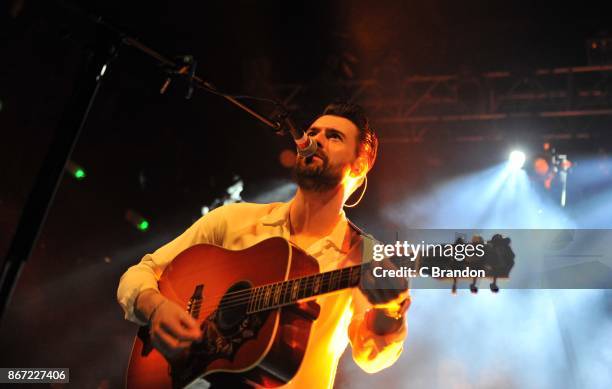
<box><xmin>1</xmin><ymin>1</ymin><xmax>611</xmax><ymax>388</ymax></box>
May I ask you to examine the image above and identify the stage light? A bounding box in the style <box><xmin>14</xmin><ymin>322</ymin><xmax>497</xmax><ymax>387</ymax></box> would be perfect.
<box><xmin>279</xmin><ymin>149</ymin><xmax>296</xmax><ymax>168</ymax></box>
<box><xmin>534</xmin><ymin>158</ymin><xmax>550</xmax><ymax>175</ymax></box>
<box><xmin>66</xmin><ymin>160</ymin><xmax>86</xmax><ymax>181</ymax></box>
<box><xmin>138</xmin><ymin>220</ymin><xmax>149</xmax><ymax>231</ymax></box>
<box><xmin>508</xmin><ymin>150</ymin><xmax>526</xmax><ymax>169</ymax></box>
<box><xmin>560</xmin><ymin>158</ymin><xmax>573</xmax><ymax>170</ymax></box>
<box><xmin>125</xmin><ymin>209</ymin><xmax>150</xmax><ymax>232</ymax></box>
<box><xmin>74</xmin><ymin>168</ymin><xmax>86</xmax><ymax>180</ymax></box>
<box><xmin>200</xmin><ymin>176</ymin><xmax>244</xmax><ymax>216</ymax></box>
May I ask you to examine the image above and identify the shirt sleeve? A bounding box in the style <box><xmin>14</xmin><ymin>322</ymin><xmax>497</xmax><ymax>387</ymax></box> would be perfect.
<box><xmin>116</xmin><ymin>205</ymin><xmax>229</xmax><ymax>325</ymax></box>
<box><xmin>347</xmin><ymin>288</ymin><xmax>409</xmax><ymax>374</ymax></box>
<box><xmin>346</xmin><ymin>233</ymin><xmax>409</xmax><ymax>373</ymax></box>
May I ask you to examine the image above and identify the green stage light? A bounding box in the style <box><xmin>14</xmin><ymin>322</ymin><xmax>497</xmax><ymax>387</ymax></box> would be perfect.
<box><xmin>126</xmin><ymin>209</ymin><xmax>150</xmax><ymax>232</ymax></box>
<box><xmin>66</xmin><ymin>160</ymin><xmax>86</xmax><ymax>181</ymax></box>
<box><xmin>138</xmin><ymin>220</ymin><xmax>149</xmax><ymax>231</ymax></box>
<box><xmin>74</xmin><ymin>168</ymin><xmax>86</xmax><ymax>180</ymax></box>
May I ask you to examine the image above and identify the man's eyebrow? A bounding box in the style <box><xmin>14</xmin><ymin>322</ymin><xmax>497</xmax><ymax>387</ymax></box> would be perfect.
<box><xmin>326</xmin><ymin>128</ymin><xmax>345</xmax><ymax>138</ymax></box>
<box><xmin>308</xmin><ymin>126</ymin><xmax>345</xmax><ymax>137</ymax></box>
<box><xmin>309</xmin><ymin>126</ymin><xmax>338</xmax><ymax>130</ymax></box>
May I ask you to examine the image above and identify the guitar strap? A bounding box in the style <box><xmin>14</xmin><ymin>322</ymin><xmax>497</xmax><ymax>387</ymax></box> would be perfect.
<box><xmin>345</xmin><ymin>218</ymin><xmax>378</xmax><ymax>265</ymax></box>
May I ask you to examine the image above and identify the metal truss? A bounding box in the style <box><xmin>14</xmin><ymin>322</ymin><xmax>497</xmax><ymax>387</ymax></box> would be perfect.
<box><xmin>273</xmin><ymin>65</ymin><xmax>612</xmax><ymax>143</ymax></box>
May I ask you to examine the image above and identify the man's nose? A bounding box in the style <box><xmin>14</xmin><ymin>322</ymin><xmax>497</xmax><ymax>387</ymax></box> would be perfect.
<box><xmin>312</xmin><ymin>131</ymin><xmax>327</xmax><ymax>149</ymax></box>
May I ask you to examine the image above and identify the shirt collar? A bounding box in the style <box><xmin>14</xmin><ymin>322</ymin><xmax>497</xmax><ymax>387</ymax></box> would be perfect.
<box><xmin>260</xmin><ymin>201</ymin><xmax>292</xmax><ymax>227</ymax></box>
<box><xmin>259</xmin><ymin>201</ymin><xmax>350</xmax><ymax>253</ymax></box>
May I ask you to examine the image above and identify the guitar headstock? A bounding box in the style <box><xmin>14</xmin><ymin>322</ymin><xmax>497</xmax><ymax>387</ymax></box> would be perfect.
<box><xmin>416</xmin><ymin>233</ymin><xmax>515</xmax><ymax>294</ymax></box>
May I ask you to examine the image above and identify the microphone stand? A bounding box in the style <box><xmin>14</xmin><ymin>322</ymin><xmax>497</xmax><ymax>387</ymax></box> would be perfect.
<box><xmin>0</xmin><ymin>3</ymin><xmax>293</xmax><ymax>321</ymax></box>
<box><xmin>0</xmin><ymin>25</ymin><xmax>118</xmax><ymax>320</ymax></box>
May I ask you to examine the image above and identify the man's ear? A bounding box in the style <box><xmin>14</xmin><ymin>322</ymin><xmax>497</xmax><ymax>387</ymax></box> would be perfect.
<box><xmin>351</xmin><ymin>155</ymin><xmax>368</xmax><ymax>178</ymax></box>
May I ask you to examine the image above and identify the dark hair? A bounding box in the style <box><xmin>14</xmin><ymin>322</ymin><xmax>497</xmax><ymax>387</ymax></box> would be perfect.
<box><xmin>321</xmin><ymin>101</ymin><xmax>378</xmax><ymax>170</ymax></box>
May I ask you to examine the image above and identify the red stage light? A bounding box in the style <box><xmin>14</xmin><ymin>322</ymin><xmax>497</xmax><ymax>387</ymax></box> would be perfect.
<box><xmin>561</xmin><ymin>159</ymin><xmax>573</xmax><ymax>170</ymax></box>
<box><xmin>279</xmin><ymin>149</ymin><xmax>296</xmax><ymax>168</ymax></box>
<box><xmin>544</xmin><ymin>176</ymin><xmax>553</xmax><ymax>190</ymax></box>
<box><xmin>534</xmin><ymin>158</ymin><xmax>550</xmax><ymax>175</ymax></box>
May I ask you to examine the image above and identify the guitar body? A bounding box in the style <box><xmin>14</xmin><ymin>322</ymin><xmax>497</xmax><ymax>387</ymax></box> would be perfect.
<box><xmin>126</xmin><ymin>237</ymin><xmax>321</xmax><ymax>388</ymax></box>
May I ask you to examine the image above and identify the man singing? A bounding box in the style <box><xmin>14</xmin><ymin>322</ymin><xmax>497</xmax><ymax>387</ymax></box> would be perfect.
<box><xmin>117</xmin><ymin>101</ymin><xmax>410</xmax><ymax>388</ymax></box>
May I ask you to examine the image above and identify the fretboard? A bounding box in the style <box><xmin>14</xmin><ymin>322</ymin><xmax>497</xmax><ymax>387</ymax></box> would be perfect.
<box><xmin>245</xmin><ymin>264</ymin><xmax>362</xmax><ymax>314</ymax></box>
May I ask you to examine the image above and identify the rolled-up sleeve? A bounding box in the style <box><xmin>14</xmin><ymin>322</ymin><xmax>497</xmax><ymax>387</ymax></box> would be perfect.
<box><xmin>116</xmin><ymin>205</ymin><xmax>228</xmax><ymax>324</ymax></box>
<box><xmin>347</xmin><ymin>287</ymin><xmax>408</xmax><ymax>374</ymax></box>
<box><xmin>347</xmin><ymin>234</ymin><xmax>409</xmax><ymax>373</ymax></box>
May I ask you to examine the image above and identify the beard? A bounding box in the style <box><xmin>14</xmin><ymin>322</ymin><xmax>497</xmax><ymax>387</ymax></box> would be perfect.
<box><xmin>292</xmin><ymin>152</ymin><xmax>344</xmax><ymax>192</ymax></box>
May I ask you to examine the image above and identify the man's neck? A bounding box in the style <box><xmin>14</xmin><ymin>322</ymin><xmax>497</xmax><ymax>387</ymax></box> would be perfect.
<box><xmin>289</xmin><ymin>186</ymin><xmax>345</xmax><ymax>239</ymax></box>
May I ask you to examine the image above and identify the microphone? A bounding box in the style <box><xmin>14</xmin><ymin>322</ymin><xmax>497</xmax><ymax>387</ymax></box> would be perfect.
<box><xmin>280</xmin><ymin>116</ymin><xmax>317</xmax><ymax>158</ymax></box>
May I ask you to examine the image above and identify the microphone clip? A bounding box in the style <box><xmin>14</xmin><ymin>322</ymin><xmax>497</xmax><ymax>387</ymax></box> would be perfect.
<box><xmin>160</xmin><ymin>55</ymin><xmax>198</xmax><ymax>99</ymax></box>
<box><xmin>270</xmin><ymin>104</ymin><xmax>292</xmax><ymax>136</ymax></box>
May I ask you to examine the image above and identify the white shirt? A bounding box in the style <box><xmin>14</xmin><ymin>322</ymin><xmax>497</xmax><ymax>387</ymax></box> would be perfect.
<box><xmin>117</xmin><ymin>201</ymin><xmax>407</xmax><ymax>388</ymax></box>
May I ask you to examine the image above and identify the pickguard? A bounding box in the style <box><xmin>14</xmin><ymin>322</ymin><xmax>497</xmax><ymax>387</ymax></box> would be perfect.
<box><xmin>171</xmin><ymin>310</ymin><xmax>270</xmax><ymax>386</ymax></box>
<box><xmin>199</xmin><ymin>309</ymin><xmax>267</xmax><ymax>359</ymax></box>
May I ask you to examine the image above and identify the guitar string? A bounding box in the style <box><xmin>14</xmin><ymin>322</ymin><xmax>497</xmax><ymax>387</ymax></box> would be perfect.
<box><xmin>210</xmin><ymin>272</ymin><xmax>354</xmax><ymax>311</ymax></box>
<box><xmin>207</xmin><ymin>267</ymin><xmax>358</xmax><ymax>309</ymax></box>
<box><xmin>195</xmin><ymin>270</ymin><xmax>362</xmax><ymax>314</ymax></box>
<box><xmin>185</xmin><ymin>264</ymin><xmax>364</xmax><ymax>308</ymax></box>
<box><xmin>186</xmin><ymin>252</ymin><xmax>424</xmax><ymax>306</ymax></box>
<box><xmin>187</xmin><ymin>259</ymin><xmax>419</xmax><ymax>314</ymax></box>
<box><xmin>182</xmin><ymin>255</ymin><xmax>420</xmax><ymax>308</ymax></box>
<box><xmin>169</xmin><ymin>245</ymin><xmax>485</xmax><ymax>315</ymax></box>
<box><xmin>204</xmin><ymin>276</ymin><xmax>354</xmax><ymax>314</ymax></box>
<box><xmin>182</xmin><ymin>272</ymin><xmax>351</xmax><ymax>311</ymax></box>
<box><xmin>199</xmin><ymin>258</ymin><xmax>478</xmax><ymax>314</ymax></box>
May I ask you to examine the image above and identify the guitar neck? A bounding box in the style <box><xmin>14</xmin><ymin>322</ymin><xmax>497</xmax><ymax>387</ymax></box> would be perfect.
<box><xmin>242</xmin><ymin>235</ymin><xmax>511</xmax><ymax>314</ymax></box>
<box><xmin>245</xmin><ymin>264</ymin><xmax>363</xmax><ymax>314</ymax></box>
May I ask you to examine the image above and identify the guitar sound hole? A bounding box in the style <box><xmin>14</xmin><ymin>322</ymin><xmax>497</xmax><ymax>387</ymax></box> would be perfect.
<box><xmin>216</xmin><ymin>281</ymin><xmax>251</xmax><ymax>334</ymax></box>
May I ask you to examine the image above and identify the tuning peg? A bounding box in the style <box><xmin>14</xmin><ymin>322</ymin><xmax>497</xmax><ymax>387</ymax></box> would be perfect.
<box><xmin>471</xmin><ymin>235</ymin><xmax>484</xmax><ymax>244</ymax></box>
<box><xmin>490</xmin><ymin>277</ymin><xmax>500</xmax><ymax>293</ymax></box>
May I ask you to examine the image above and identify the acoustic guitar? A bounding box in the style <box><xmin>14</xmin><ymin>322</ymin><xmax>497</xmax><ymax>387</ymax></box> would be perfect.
<box><xmin>126</xmin><ymin>235</ymin><xmax>514</xmax><ymax>388</ymax></box>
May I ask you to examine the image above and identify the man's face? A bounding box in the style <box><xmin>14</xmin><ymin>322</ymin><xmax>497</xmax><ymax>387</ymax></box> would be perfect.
<box><xmin>293</xmin><ymin>114</ymin><xmax>360</xmax><ymax>192</ymax></box>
